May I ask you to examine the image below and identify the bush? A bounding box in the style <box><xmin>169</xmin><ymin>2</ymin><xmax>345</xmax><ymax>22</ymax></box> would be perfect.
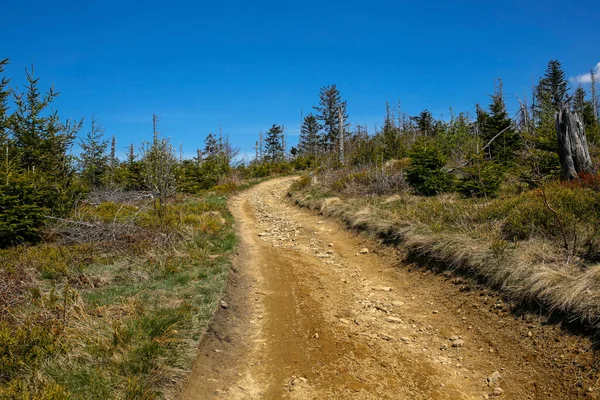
<box><xmin>518</xmin><ymin>148</ymin><xmax>561</xmax><ymax>187</ymax></box>
<box><xmin>0</xmin><ymin>175</ymin><xmax>47</xmax><ymax>247</ymax></box>
<box><xmin>458</xmin><ymin>159</ymin><xmax>504</xmax><ymax>198</ymax></box>
<box><xmin>499</xmin><ymin>184</ymin><xmax>600</xmax><ymax>255</ymax></box>
<box><xmin>291</xmin><ymin>174</ymin><xmax>311</xmax><ymax>191</ymax></box>
<box><xmin>406</xmin><ymin>139</ymin><xmax>453</xmax><ymax>195</ymax></box>
<box><xmin>292</xmin><ymin>155</ymin><xmax>317</xmax><ymax>171</ymax></box>
<box><xmin>244</xmin><ymin>162</ymin><xmax>271</xmax><ymax>178</ymax></box>
<box><xmin>178</xmin><ymin>158</ymin><xmax>231</xmax><ymax>193</ymax></box>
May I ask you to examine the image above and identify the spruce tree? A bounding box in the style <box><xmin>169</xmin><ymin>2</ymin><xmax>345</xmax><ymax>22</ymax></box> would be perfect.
<box><xmin>141</xmin><ymin>118</ymin><xmax>177</xmax><ymax>218</ymax></box>
<box><xmin>124</xmin><ymin>143</ymin><xmax>144</xmax><ymax>190</ymax></box>
<box><xmin>78</xmin><ymin>117</ymin><xmax>109</xmax><ymax>188</ymax></box>
<box><xmin>1</xmin><ymin>62</ymin><xmax>81</xmax><ymax>246</ymax></box>
<box><xmin>203</xmin><ymin>132</ymin><xmax>219</xmax><ymax>158</ymax></box>
<box><xmin>0</xmin><ymin>60</ymin><xmax>41</xmax><ymax>247</ymax></box>
<box><xmin>127</xmin><ymin>143</ymin><xmax>136</xmax><ymax>166</ymax></box>
<box><xmin>9</xmin><ymin>65</ymin><xmax>81</xmax><ymax>215</ymax></box>
<box><xmin>11</xmin><ymin>66</ymin><xmax>56</xmax><ymax>169</ymax></box>
<box><xmin>192</xmin><ymin>132</ymin><xmax>231</xmax><ymax>190</ymax></box>
<box><xmin>533</xmin><ymin>60</ymin><xmax>568</xmax><ymax>152</ymax></box>
<box><xmin>381</xmin><ymin>102</ymin><xmax>402</xmax><ymax>160</ymax></box>
<box><xmin>299</xmin><ymin>114</ymin><xmax>321</xmax><ymax>155</ymax></box>
<box><xmin>411</xmin><ymin>110</ymin><xmax>435</xmax><ymax>136</ymax></box>
<box><xmin>0</xmin><ymin>59</ymin><xmax>9</xmax><ymax>154</ymax></box>
<box><xmin>539</xmin><ymin>59</ymin><xmax>569</xmax><ymax>111</ymax></box>
<box><xmin>11</xmin><ymin>66</ymin><xmax>79</xmax><ymax>176</ymax></box>
<box><xmin>481</xmin><ymin>86</ymin><xmax>518</xmax><ymax>162</ymax></box>
<box><xmin>314</xmin><ymin>85</ymin><xmax>347</xmax><ymax>152</ymax></box>
<box><xmin>265</xmin><ymin>124</ymin><xmax>284</xmax><ymax>162</ymax></box>
<box><xmin>573</xmin><ymin>87</ymin><xmax>600</xmax><ymax>143</ymax></box>
<box><xmin>573</xmin><ymin>87</ymin><xmax>586</xmax><ymax>115</ymax></box>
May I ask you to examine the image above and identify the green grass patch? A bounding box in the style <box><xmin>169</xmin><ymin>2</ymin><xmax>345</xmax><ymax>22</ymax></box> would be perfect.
<box><xmin>0</xmin><ymin>192</ymin><xmax>237</xmax><ymax>399</ymax></box>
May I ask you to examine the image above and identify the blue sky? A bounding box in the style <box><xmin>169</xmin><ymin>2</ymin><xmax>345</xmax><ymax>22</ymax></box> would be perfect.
<box><xmin>1</xmin><ymin>0</ymin><xmax>599</xmax><ymax>160</ymax></box>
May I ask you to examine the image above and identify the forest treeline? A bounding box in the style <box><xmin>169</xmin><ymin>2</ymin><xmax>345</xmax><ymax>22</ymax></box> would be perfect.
<box><xmin>1</xmin><ymin>58</ymin><xmax>599</xmax><ymax>249</ymax></box>
<box><xmin>288</xmin><ymin>60</ymin><xmax>599</xmax><ymax>194</ymax></box>
<box><xmin>0</xmin><ymin>59</ymin><xmax>286</xmax><ymax>248</ymax></box>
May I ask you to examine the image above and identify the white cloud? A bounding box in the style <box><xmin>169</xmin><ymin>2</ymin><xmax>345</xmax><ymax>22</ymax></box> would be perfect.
<box><xmin>570</xmin><ymin>62</ymin><xmax>600</xmax><ymax>84</ymax></box>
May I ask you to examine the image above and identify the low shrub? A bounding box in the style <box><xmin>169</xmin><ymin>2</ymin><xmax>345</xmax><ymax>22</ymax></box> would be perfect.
<box><xmin>406</xmin><ymin>139</ymin><xmax>454</xmax><ymax>196</ymax></box>
<box><xmin>291</xmin><ymin>174</ymin><xmax>312</xmax><ymax>191</ymax></box>
<box><xmin>292</xmin><ymin>155</ymin><xmax>318</xmax><ymax>171</ymax></box>
<box><xmin>458</xmin><ymin>159</ymin><xmax>504</xmax><ymax>198</ymax></box>
<box><xmin>499</xmin><ymin>184</ymin><xmax>600</xmax><ymax>258</ymax></box>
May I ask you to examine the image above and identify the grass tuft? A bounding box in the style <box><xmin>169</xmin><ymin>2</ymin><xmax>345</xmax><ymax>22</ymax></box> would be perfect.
<box><xmin>0</xmin><ymin>192</ymin><xmax>237</xmax><ymax>398</ymax></box>
<box><xmin>290</xmin><ymin>174</ymin><xmax>600</xmax><ymax>331</ymax></box>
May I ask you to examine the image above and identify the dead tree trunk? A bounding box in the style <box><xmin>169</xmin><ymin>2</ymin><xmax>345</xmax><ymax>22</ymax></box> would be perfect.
<box><xmin>556</xmin><ymin>106</ymin><xmax>594</xmax><ymax>180</ymax></box>
<box><xmin>338</xmin><ymin>107</ymin><xmax>345</xmax><ymax>166</ymax></box>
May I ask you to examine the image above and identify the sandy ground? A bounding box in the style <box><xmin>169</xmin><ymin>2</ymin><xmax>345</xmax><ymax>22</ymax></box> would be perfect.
<box><xmin>181</xmin><ymin>177</ymin><xmax>599</xmax><ymax>400</ymax></box>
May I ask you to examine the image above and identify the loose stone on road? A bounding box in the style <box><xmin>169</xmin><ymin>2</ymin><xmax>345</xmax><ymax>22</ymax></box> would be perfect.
<box><xmin>182</xmin><ymin>177</ymin><xmax>595</xmax><ymax>400</ymax></box>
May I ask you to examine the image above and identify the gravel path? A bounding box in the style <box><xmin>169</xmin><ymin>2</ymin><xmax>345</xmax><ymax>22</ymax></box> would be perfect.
<box><xmin>182</xmin><ymin>177</ymin><xmax>597</xmax><ymax>399</ymax></box>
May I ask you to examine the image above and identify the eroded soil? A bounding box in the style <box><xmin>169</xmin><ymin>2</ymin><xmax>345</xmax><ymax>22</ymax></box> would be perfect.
<box><xmin>182</xmin><ymin>177</ymin><xmax>599</xmax><ymax>399</ymax></box>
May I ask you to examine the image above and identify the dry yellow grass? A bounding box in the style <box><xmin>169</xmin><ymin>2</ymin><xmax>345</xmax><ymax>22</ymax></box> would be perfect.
<box><xmin>0</xmin><ymin>193</ymin><xmax>237</xmax><ymax>399</ymax></box>
<box><xmin>290</xmin><ymin>188</ymin><xmax>600</xmax><ymax>329</ymax></box>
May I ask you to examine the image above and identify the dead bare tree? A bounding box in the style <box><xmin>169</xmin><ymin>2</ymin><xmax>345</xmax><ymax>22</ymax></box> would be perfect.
<box><xmin>339</xmin><ymin>107</ymin><xmax>345</xmax><ymax>165</ymax></box>
<box><xmin>109</xmin><ymin>135</ymin><xmax>116</xmax><ymax>187</ymax></box>
<box><xmin>591</xmin><ymin>68</ymin><xmax>598</xmax><ymax>122</ymax></box>
<box><xmin>556</xmin><ymin>106</ymin><xmax>594</xmax><ymax>180</ymax></box>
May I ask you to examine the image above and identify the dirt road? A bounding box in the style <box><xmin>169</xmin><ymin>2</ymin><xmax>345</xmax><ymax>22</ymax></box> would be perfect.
<box><xmin>182</xmin><ymin>177</ymin><xmax>597</xmax><ymax>399</ymax></box>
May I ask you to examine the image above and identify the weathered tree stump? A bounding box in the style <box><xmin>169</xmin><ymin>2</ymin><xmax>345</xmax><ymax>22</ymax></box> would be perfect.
<box><xmin>555</xmin><ymin>106</ymin><xmax>594</xmax><ymax>180</ymax></box>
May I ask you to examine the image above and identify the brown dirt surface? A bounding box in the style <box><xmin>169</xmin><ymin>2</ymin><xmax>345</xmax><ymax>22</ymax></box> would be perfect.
<box><xmin>181</xmin><ymin>177</ymin><xmax>600</xmax><ymax>400</ymax></box>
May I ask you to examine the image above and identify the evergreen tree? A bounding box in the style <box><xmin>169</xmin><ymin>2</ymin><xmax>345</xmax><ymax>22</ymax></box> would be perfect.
<box><xmin>533</xmin><ymin>60</ymin><xmax>569</xmax><ymax>152</ymax></box>
<box><xmin>141</xmin><ymin>118</ymin><xmax>177</xmax><ymax>218</ymax></box>
<box><xmin>406</xmin><ymin>138</ymin><xmax>453</xmax><ymax>195</ymax></box>
<box><xmin>127</xmin><ymin>143</ymin><xmax>136</xmax><ymax>166</ymax></box>
<box><xmin>573</xmin><ymin>87</ymin><xmax>600</xmax><ymax>144</ymax></box>
<box><xmin>124</xmin><ymin>143</ymin><xmax>144</xmax><ymax>190</ymax></box>
<box><xmin>481</xmin><ymin>85</ymin><xmax>519</xmax><ymax>162</ymax></box>
<box><xmin>78</xmin><ymin>117</ymin><xmax>109</xmax><ymax>188</ymax></box>
<box><xmin>11</xmin><ymin>66</ymin><xmax>79</xmax><ymax>175</ymax></box>
<box><xmin>203</xmin><ymin>132</ymin><xmax>219</xmax><ymax>158</ymax></box>
<box><xmin>9</xmin><ymin>65</ymin><xmax>81</xmax><ymax>215</ymax></box>
<box><xmin>314</xmin><ymin>85</ymin><xmax>347</xmax><ymax>152</ymax></box>
<box><xmin>573</xmin><ymin>87</ymin><xmax>586</xmax><ymax>116</ymax></box>
<box><xmin>1</xmin><ymin>62</ymin><xmax>81</xmax><ymax>246</ymax></box>
<box><xmin>411</xmin><ymin>110</ymin><xmax>435</xmax><ymax>136</ymax></box>
<box><xmin>265</xmin><ymin>124</ymin><xmax>284</xmax><ymax>162</ymax></box>
<box><xmin>538</xmin><ymin>59</ymin><xmax>569</xmax><ymax>111</ymax></box>
<box><xmin>299</xmin><ymin>114</ymin><xmax>321</xmax><ymax>155</ymax></box>
<box><xmin>475</xmin><ymin>103</ymin><xmax>489</xmax><ymax>138</ymax></box>
<box><xmin>0</xmin><ymin>60</ymin><xmax>42</xmax><ymax>247</ymax></box>
<box><xmin>381</xmin><ymin>102</ymin><xmax>402</xmax><ymax>160</ymax></box>
<box><xmin>0</xmin><ymin>59</ymin><xmax>13</xmax><ymax>186</ymax></box>
<box><xmin>0</xmin><ymin>59</ymin><xmax>9</xmax><ymax>154</ymax></box>
<box><xmin>442</xmin><ymin>110</ymin><xmax>473</xmax><ymax>164</ymax></box>
<box><xmin>188</xmin><ymin>132</ymin><xmax>232</xmax><ymax>191</ymax></box>
<box><xmin>0</xmin><ymin>173</ymin><xmax>46</xmax><ymax>247</ymax></box>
